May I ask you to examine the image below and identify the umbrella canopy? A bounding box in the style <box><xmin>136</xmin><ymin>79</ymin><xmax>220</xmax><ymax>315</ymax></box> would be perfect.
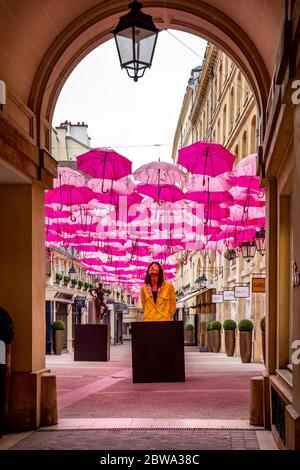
<box><xmin>183</xmin><ymin>174</ymin><xmax>232</xmax><ymax>192</ymax></box>
<box><xmin>87</xmin><ymin>176</ymin><xmax>136</xmax><ymax>195</ymax></box>
<box><xmin>137</xmin><ymin>183</ymin><xmax>185</xmax><ymax>203</ymax></box>
<box><xmin>53</xmin><ymin>167</ymin><xmax>86</xmax><ymax>188</ymax></box>
<box><xmin>133</xmin><ymin>161</ymin><xmax>186</xmax><ymax>185</ymax></box>
<box><xmin>233</xmin><ymin>153</ymin><xmax>257</xmax><ymax>176</ymax></box>
<box><xmin>45</xmin><ymin>185</ymin><xmax>95</xmax><ymax>206</ymax></box>
<box><xmin>77</xmin><ymin>148</ymin><xmax>132</xmax><ymax>180</ymax></box>
<box><xmin>178</xmin><ymin>141</ymin><xmax>235</xmax><ymax>178</ymax></box>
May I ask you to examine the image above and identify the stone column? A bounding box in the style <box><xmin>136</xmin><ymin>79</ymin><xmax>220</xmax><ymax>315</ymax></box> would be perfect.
<box><xmin>277</xmin><ymin>196</ymin><xmax>290</xmax><ymax>368</ymax></box>
<box><xmin>285</xmin><ymin>104</ymin><xmax>300</xmax><ymax>449</ymax></box>
<box><xmin>259</xmin><ymin>177</ymin><xmax>277</xmax><ymax>429</ymax></box>
<box><xmin>265</xmin><ymin>178</ymin><xmax>277</xmax><ymax>375</ymax></box>
<box><xmin>292</xmin><ymin>104</ymin><xmax>300</xmax><ymax>415</ymax></box>
<box><xmin>0</xmin><ymin>182</ymin><xmax>50</xmax><ymax>429</ymax></box>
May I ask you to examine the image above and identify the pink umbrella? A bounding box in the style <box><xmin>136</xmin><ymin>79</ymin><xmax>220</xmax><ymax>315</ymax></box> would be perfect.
<box><xmin>183</xmin><ymin>174</ymin><xmax>232</xmax><ymax>192</ymax></box>
<box><xmin>96</xmin><ymin>190</ymin><xmax>143</xmax><ymax>208</ymax></box>
<box><xmin>187</xmin><ymin>204</ymin><xmax>230</xmax><ymax>221</ymax></box>
<box><xmin>82</xmin><ymin>258</ymin><xmax>102</xmax><ymax>266</ymax></box>
<box><xmin>87</xmin><ymin>176</ymin><xmax>136</xmax><ymax>195</ymax></box>
<box><xmin>45</xmin><ymin>185</ymin><xmax>95</xmax><ymax>206</ymax></box>
<box><xmin>75</xmin><ymin>245</ymin><xmax>99</xmax><ymax>252</ymax></box>
<box><xmin>178</xmin><ymin>141</ymin><xmax>235</xmax><ymax>181</ymax></box>
<box><xmin>45</xmin><ymin>233</ymin><xmax>63</xmax><ymax>242</ymax></box>
<box><xmin>133</xmin><ymin>161</ymin><xmax>186</xmax><ymax>185</ymax></box>
<box><xmin>233</xmin><ymin>153</ymin><xmax>257</xmax><ymax>176</ymax></box>
<box><xmin>232</xmin><ymin>194</ymin><xmax>265</xmax><ymax>208</ymax></box>
<box><xmin>45</xmin><ymin>207</ymin><xmax>70</xmax><ymax>219</ymax></box>
<box><xmin>53</xmin><ymin>167</ymin><xmax>85</xmax><ymax>188</ymax></box>
<box><xmin>184</xmin><ymin>190</ymin><xmax>233</xmax><ymax>204</ymax></box>
<box><xmin>229</xmin><ymin>175</ymin><xmax>262</xmax><ymax>192</ymax></box>
<box><xmin>137</xmin><ymin>183</ymin><xmax>184</xmax><ymax>203</ymax></box>
<box><xmin>77</xmin><ymin>148</ymin><xmax>132</xmax><ymax>192</ymax></box>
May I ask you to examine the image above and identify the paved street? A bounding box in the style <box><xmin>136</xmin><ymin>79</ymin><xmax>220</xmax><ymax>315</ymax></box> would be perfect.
<box><xmin>1</xmin><ymin>343</ymin><xmax>276</xmax><ymax>450</ymax></box>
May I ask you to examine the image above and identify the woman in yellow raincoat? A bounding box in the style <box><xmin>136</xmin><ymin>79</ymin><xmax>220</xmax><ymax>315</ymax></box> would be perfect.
<box><xmin>140</xmin><ymin>262</ymin><xmax>176</xmax><ymax>322</ymax></box>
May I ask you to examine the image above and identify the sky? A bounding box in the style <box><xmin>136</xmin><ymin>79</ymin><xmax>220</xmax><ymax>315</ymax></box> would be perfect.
<box><xmin>53</xmin><ymin>30</ymin><xmax>207</xmax><ymax>171</ymax></box>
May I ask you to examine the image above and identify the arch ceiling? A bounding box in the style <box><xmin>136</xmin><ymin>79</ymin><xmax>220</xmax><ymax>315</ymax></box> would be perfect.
<box><xmin>0</xmin><ymin>0</ymin><xmax>284</xmax><ymax>127</ymax></box>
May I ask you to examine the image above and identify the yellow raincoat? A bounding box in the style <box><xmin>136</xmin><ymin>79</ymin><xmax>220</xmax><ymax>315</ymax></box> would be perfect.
<box><xmin>140</xmin><ymin>281</ymin><xmax>176</xmax><ymax>322</ymax></box>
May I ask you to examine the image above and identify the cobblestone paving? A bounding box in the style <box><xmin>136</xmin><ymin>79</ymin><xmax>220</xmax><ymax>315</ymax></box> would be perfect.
<box><xmin>51</xmin><ymin>345</ymin><xmax>263</xmax><ymax>420</ymax></box>
<box><xmin>10</xmin><ymin>429</ymin><xmax>260</xmax><ymax>450</ymax></box>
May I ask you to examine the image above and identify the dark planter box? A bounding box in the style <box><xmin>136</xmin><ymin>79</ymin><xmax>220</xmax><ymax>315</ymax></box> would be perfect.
<box><xmin>0</xmin><ymin>364</ymin><xmax>5</xmax><ymax>438</ymax></box>
<box><xmin>74</xmin><ymin>325</ymin><xmax>110</xmax><ymax>361</ymax></box>
<box><xmin>131</xmin><ymin>321</ymin><xmax>185</xmax><ymax>383</ymax></box>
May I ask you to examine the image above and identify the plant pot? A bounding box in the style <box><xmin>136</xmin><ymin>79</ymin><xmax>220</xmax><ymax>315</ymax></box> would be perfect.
<box><xmin>53</xmin><ymin>330</ymin><xmax>64</xmax><ymax>355</ymax></box>
<box><xmin>184</xmin><ymin>329</ymin><xmax>194</xmax><ymax>343</ymax></box>
<box><xmin>262</xmin><ymin>331</ymin><xmax>266</xmax><ymax>364</ymax></box>
<box><xmin>225</xmin><ymin>330</ymin><xmax>236</xmax><ymax>356</ymax></box>
<box><xmin>206</xmin><ymin>330</ymin><xmax>213</xmax><ymax>352</ymax></box>
<box><xmin>239</xmin><ymin>331</ymin><xmax>252</xmax><ymax>363</ymax></box>
<box><xmin>211</xmin><ymin>330</ymin><xmax>221</xmax><ymax>353</ymax></box>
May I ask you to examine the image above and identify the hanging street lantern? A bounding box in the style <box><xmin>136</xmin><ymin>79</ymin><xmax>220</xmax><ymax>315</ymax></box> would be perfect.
<box><xmin>255</xmin><ymin>228</ymin><xmax>266</xmax><ymax>256</ymax></box>
<box><xmin>241</xmin><ymin>242</ymin><xmax>256</xmax><ymax>263</ymax></box>
<box><xmin>68</xmin><ymin>264</ymin><xmax>77</xmax><ymax>280</ymax></box>
<box><xmin>196</xmin><ymin>274</ymin><xmax>207</xmax><ymax>289</ymax></box>
<box><xmin>113</xmin><ymin>0</ymin><xmax>159</xmax><ymax>82</ymax></box>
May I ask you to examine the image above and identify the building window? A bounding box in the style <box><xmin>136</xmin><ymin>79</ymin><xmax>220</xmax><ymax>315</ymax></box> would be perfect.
<box><xmin>234</xmin><ymin>144</ymin><xmax>239</xmax><ymax>159</ymax></box>
<box><xmin>217</xmin><ymin>119</ymin><xmax>220</xmax><ymax>142</ymax></box>
<box><xmin>222</xmin><ymin>105</ymin><xmax>227</xmax><ymax>141</ymax></box>
<box><xmin>236</xmin><ymin>72</ymin><xmax>242</xmax><ymax>117</ymax></box>
<box><xmin>224</xmin><ymin>55</ymin><xmax>228</xmax><ymax>78</ymax></box>
<box><xmin>250</xmin><ymin>115</ymin><xmax>257</xmax><ymax>153</ymax></box>
<box><xmin>218</xmin><ymin>61</ymin><xmax>223</xmax><ymax>98</ymax></box>
<box><xmin>229</xmin><ymin>87</ymin><xmax>235</xmax><ymax>131</ymax></box>
<box><xmin>242</xmin><ymin>130</ymin><xmax>247</xmax><ymax>158</ymax></box>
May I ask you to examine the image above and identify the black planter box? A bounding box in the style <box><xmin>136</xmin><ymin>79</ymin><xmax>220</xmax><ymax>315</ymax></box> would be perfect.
<box><xmin>0</xmin><ymin>364</ymin><xmax>6</xmax><ymax>437</ymax></box>
<box><xmin>131</xmin><ymin>321</ymin><xmax>185</xmax><ymax>383</ymax></box>
<box><xmin>74</xmin><ymin>325</ymin><xmax>110</xmax><ymax>361</ymax></box>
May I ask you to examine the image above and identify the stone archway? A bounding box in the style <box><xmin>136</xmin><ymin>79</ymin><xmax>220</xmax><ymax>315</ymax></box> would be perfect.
<box><xmin>29</xmin><ymin>0</ymin><xmax>270</xmax><ymax>148</ymax></box>
<box><xmin>28</xmin><ymin>1</ymin><xmax>273</xmax><ymax>151</ymax></box>
<box><xmin>2</xmin><ymin>0</ymin><xmax>299</xmax><ymax>443</ymax></box>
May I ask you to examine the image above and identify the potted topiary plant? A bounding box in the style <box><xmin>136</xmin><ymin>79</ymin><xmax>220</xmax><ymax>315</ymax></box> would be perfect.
<box><xmin>206</xmin><ymin>322</ymin><xmax>213</xmax><ymax>352</ymax></box>
<box><xmin>260</xmin><ymin>316</ymin><xmax>265</xmax><ymax>364</ymax></box>
<box><xmin>184</xmin><ymin>323</ymin><xmax>194</xmax><ymax>343</ymax></box>
<box><xmin>52</xmin><ymin>320</ymin><xmax>65</xmax><ymax>355</ymax></box>
<box><xmin>238</xmin><ymin>319</ymin><xmax>253</xmax><ymax>363</ymax></box>
<box><xmin>223</xmin><ymin>319</ymin><xmax>237</xmax><ymax>356</ymax></box>
<box><xmin>210</xmin><ymin>321</ymin><xmax>222</xmax><ymax>353</ymax></box>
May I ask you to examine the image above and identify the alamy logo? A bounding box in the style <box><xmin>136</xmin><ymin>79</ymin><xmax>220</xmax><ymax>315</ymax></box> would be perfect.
<box><xmin>0</xmin><ymin>340</ymin><xmax>5</xmax><ymax>364</ymax></box>
<box><xmin>291</xmin><ymin>340</ymin><xmax>300</xmax><ymax>365</ymax></box>
<box><xmin>291</xmin><ymin>80</ymin><xmax>300</xmax><ymax>105</ymax></box>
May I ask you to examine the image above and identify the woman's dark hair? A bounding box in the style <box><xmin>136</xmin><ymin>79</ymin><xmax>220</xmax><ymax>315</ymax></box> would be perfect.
<box><xmin>0</xmin><ymin>306</ymin><xmax>15</xmax><ymax>344</ymax></box>
<box><xmin>145</xmin><ymin>262</ymin><xmax>164</xmax><ymax>287</ymax></box>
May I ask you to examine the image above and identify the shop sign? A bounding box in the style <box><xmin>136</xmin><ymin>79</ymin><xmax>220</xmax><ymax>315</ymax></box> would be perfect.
<box><xmin>252</xmin><ymin>277</ymin><xmax>265</xmax><ymax>293</ymax></box>
<box><xmin>212</xmin><ymin>294</ymin><xmax>223</xmax><ymax>303</ymax></box>
<box><xmin>223</xmin><ymin>290</ymin><xmax>235</xmax><ymax>301</ymax></box>
<box><xmin>73</xmin><ymin>298</ymin><xmax>86</xmax><ymax>308</ymax></box>
<box><xmin>234</xmin><ymin>285</ymin><xmax>250</xmax><ymax>298</ymax></box>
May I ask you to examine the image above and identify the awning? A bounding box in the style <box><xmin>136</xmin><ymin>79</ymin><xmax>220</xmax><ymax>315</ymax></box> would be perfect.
<box><xmin>176</xmin><ymin>290</ymin><xmax>201</xmax><ymax>308</ymax></box>
<box><xmin>176</xmin><ymin>287</ymin><xmax>216</xmax><ymax>309</ymax></box>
